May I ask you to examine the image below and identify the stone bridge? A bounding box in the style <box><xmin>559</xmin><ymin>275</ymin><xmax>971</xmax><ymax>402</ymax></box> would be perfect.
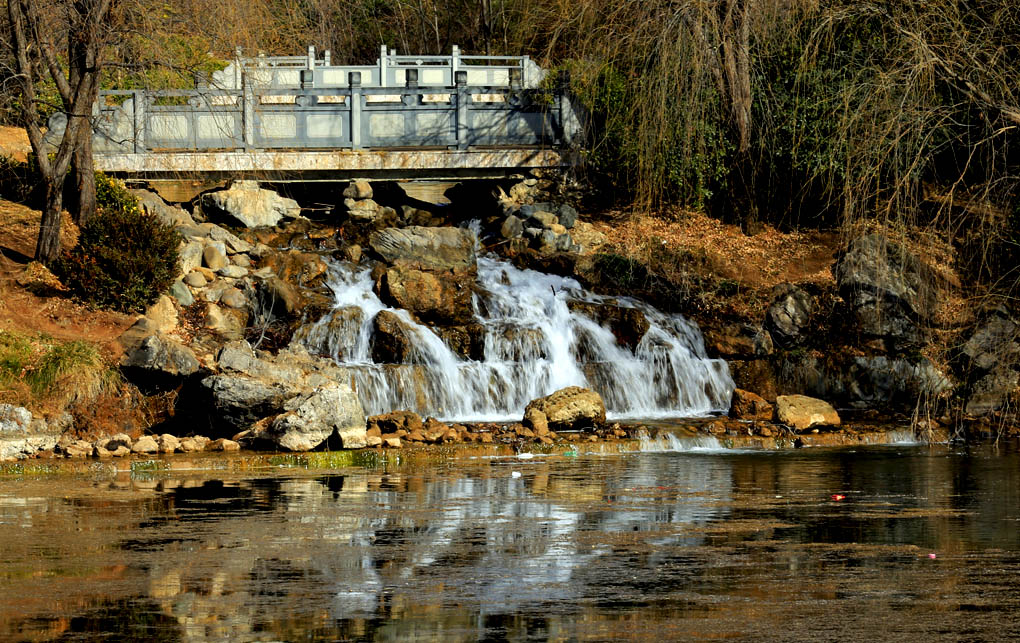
<box><xmin>66</xmin><ymin>47</ymin><xmax>580</xmax><ymax>195</ymax></box>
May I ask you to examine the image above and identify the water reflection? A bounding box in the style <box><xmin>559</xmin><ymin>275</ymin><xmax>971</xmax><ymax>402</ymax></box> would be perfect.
<box><xmin>1</xmin><ymin>446</ymin><xmax>1019</xmax><ymax>640</ymax></box>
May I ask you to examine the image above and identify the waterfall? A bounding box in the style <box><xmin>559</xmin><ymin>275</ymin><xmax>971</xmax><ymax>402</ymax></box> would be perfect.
<box><xmin>298</xmin><ymin>255</ymin><xmax>733</xmax><ymax>422</ymax></box>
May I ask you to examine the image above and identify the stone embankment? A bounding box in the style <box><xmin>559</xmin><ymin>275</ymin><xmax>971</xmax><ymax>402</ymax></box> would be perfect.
<box><xmin>4</xmin><ymin>172</ymin><xmax>1013</xmax><ymax>462</ymax></box>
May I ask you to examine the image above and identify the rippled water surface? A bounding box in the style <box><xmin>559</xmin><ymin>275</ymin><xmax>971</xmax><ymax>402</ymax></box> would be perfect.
<box><xmin>2</xmin><ymin>444</ymin><xmax>1019</xmax><ymax>641</ymax></box>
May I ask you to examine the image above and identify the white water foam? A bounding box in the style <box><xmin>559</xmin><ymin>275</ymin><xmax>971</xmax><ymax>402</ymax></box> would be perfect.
<box><xmin>299</xmin><ymin>253</ymin><xmax>734</xmax><ymax>422</ymax></box>
<box><xmin>635</xmin><ymin>432</ymin><xmax>729</xmax><ymax>453</ymax></box>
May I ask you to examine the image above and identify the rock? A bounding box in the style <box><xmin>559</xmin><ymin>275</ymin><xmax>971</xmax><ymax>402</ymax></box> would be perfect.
<box><xmin>201</xmin><ymin>345</ymin><xmax>366</xmax><ymax>439</ymax></box>
<box><xmin>775</xmin><ymin>395</ymin><xmax>840</xmax><ymax>431</ymax></box>
<box><xmin>102</xmin><ymin>433</ymin><xmax>133</xmax><ymax>451</ymax></box>
<box><xmin>0</xmin><ymin>405</ymin><xmax>60</xmax><ymax>461</ymax></box>
<box><xmin>705</xmin><ymin>324</ymin><xmax>773</xmax><ymax>358</ymax></box>
<box><xmin>131</xmin><ymin>435</ymin><xmax>159</xmax><ymax>454</ymax></box>
<box><xmin>60</xmin><ymin>440</ymin><xmax>91</xmax><ymax>461</ymax></box>
<box><xmin>170</xmin><ymin>280</ymin><xmax>194</xmax><ymax>306</ymax></box>
<box><xmin>729</xmin><ymin>389</ymin><xmax>774</xmax><ymax>422</ymax></box>
<box><xmin>961</xmin><ymin>313</ymin><xmax>1019</xmax><ymax>373</ymax></box>
<box><xmin>959</xmin><ymin>311</ymin><xmax>1020</xmax><ymax>414</ymax></box>
<box><xmin>201</xmin><ymin>222</ymin><xmax>254</xmax><ymax>254</ymax></box>
<box><xmin>433</xmin><ymin>325</ymin><xmax>485</xmax><ymax>361</ymax></box>
<box><xmin>775</xmin><ymin>353</ymin><xmax>952</xmax><ymax>409</ymax></box>
<box><xmin>834</xmin><ymin>234</ymin><xmax>938</xmax><ymax>350</ymax></box>
<box><xmin>343</xmin><ymin>180</ymin><xmax>373</xmax><ymax>200</ymax></box>
<box><xmin>202</xmin><ymin>280</ymin><xmax>231</xmax><ymax>303</ymax></box>
<box><xmin>383</xmin><ymin>436</ymin><xmax>402</xmax><ymax>448</ymax></box>
<box><xmin>203</xmin><ymin>246</ymin><xmax>228</xmax><ymax>271</ymax></box>
<box><xmin>178</xmin><ymin>437</ymin><xmax>205</xmax><ymax>452</ymax></box>
<box><xmin>500</xmin><ymin>215</ymin><xmax>524</xmax><ymax>239</ymax></box>
<box><xmin>380</xmin><ymin>265</ymin><xmax>474</xmax><ymax>325</ymax></box>
<box><xmin>268</xmin><ymin>385</ymin><xmax>367</xmax><ymax>451</ymax></box>
<box><xmin>569</xmin><ymin>301</ymin><xmax>649</xmax><ymax>351</ymax></box>
<box><xmin>219</xmin><ymin>288</ymin><xmax>248</xmax><ymax>310</ymax></box>
<box><xmin>344</xmin><ymin>198</ymin><xmax>397</xmax><ymax>224</ymax></box>
<box><xmin>232</xmin><ymin>253</ymin><xmax>252</xmax><ymax>268</ymax></box>
<box><xmin>120</xmin><ymin>322</ymin><xmax>200</xmax><ymax>380</ymax></box>
<box><xmin>257</xmin><ymin>276</ymin><xmax>303</xmax><ymax>316</ymax></box>
<box><xmin>201</xmin><ymin>180</ymin><xmax>301</xmax><ymax>228</ymax></box>
<box><xmin>369</xmin><ymin>226</ymin><xmax>477</xmax><ymax>271</ymax></box>
<box><xmin>179</xmin><ymin>240</ymin><xmax>204</xmax><ymax>274</ymax></box>
<box><xmin>371</xmin><ymin>310</ymin><xmax>418</xmax><ymax>363</ymax></box>
<box><xmin>765</xmin><ymin>284</ymin><xmax>812</xmax><ymax>348</ymax></box>
<box><xmin>185</xmin><ymin>271</ymin><xmax>208</xmax><ymax>288</ymax></box>
<box><xmin>965</xmin><ymin>367</ymin><xmax>1019</xmax><ymax>416</ymax></box>
<box><xmin>547</xmin><ymin>223</ymin><xmax>567</xmax><ymax>235</ymax></box>
<box><xmin>558</xmin><ymin>204</ymin><xmax>578</xmax><ymax>229</ymax></box>
<box><xmin>218</xmin><ymin>265</ymin><xmax>248</xmax><ymax>279</ymax></box>
<box><xmin>204</xmin><ymin>303</ymin><xmax>246</xmax><ymax>340</ymax></box>
<box><xmin>202</xmin><ymin>375</ymin><xmax>288</xmax><ymax>432</ymax></box>
<box><xmin>260</xmin><ymin>249</ymin><xmax>329</xmax><ymax>288</ymax></box>
<box><xmin>343</xmin><ymin>244</ymin><xmax>362</xmax><ymax>263</ymax></box>
<box><xmin>207</xmin><ymin>438</ymin><xmax>241</xmax><ymax>451</ymax></box>
<box><xmin>145</xmin><ymin>295</ymin><xmax>179</xmax><ymax>334</ymax></box>
<box><xmin>523</xmin><ymin>386</ymin><xmax>606</xmax><ymax>432</ymax></box>
<box><xmin>131</xmin><ymin>189</ymin><xmax>195</xmax><ymax>227</ymax></box>
<box><xmin>368</xmin><ymin>411</ymin><xmax>423</xmax><ymax>436</ymax></box>
<box><xmin>158</xmin><ymin>434</ymin><xmax>181</xmax><ymax>453</ymax></box>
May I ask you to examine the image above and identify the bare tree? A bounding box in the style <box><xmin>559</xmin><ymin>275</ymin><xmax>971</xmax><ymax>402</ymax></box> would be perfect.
<box><xmin>5</xmin><ymin>0</ymin><xmax>112</xmax><ymax>263</ymax></box>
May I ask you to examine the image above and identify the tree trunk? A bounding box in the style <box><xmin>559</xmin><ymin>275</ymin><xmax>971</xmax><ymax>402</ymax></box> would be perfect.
<box><xmin>36</xmin><ymin>180</ymin><xmax>65</xmax><ymax>264</ymax></box>
<box><xmin>71</xmin><ymin>135</ymin><xmax>97</xmax><ymax>226</ymax></box>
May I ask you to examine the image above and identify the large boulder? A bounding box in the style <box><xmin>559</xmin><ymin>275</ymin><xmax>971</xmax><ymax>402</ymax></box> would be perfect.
<box><xmin>369</xmin><ymin>226</ymin><xmax>477</xmax><ymax>271</ymax></box>
<box><xmin>268</xmin><ymin>385</ymin><xmax>367</xmax><ymax>451</ymax></box>
<box><xmin>0</xmin><ymin>405</ymin><xmax>60</xmax><ymax>461</ymax></box>
<box><xmin>201</xmin><ymin>180</ymin><xmax>301</xmax><ymax>228</ymax></box>
<box><xmin>775</xmin><ymin>353</ymin><xmax>952</xmax><ymax>409</ymax></box>
<box><xmin>765</xmin><ymin>284</ymin><xmax>813</xmax><ymax>348</ymax></box>
<box><xmin>200</xmin><ymin>342</ymin><xmax>366</xmax><ymax>440</ymax></box>
<box><xmin>131</xmin><ymin>189</ymin><xmax>196</xmax><ymax>227</ymax></box>
<box><xmin>729</xmin><ymin>389</ymin><xmax>773</xmax><ymax>422</ymax></box>
<box><xmin>202</xmin><ymin>375</ymin><xmax>289</xmax><ymax>431</ymax></box>
<box><xmin>371</xmin><ymin>310</ymin><xmax>419</xmax><ymax>363</ymax></box>
<box><xmin>119</xmin><ymin>319</ymin><xmax>200</xmax><ymax>388</ymax></box>
<box><xmin>775</xmin><ymin>394</ymin><xmax>840</xmax><ymax>431</ymax></box>
<box><xmin>834</xmin><ymin>234</ymin><xmax>938</xmax><ymax>350</ymax></box>
<box><xmin>523</xmin><ymin>386</ymin><xmax>606</xmax><ymax>432</ymax></box>
<box><xmin>379</xmin><ymin>265</ymin><xmax>474</xmax><ymax>325</ymax></box>
<box><xmin>959</xmin><ymin>311</ymin><xmax>1020</xmax><ymax>415</ymax></box>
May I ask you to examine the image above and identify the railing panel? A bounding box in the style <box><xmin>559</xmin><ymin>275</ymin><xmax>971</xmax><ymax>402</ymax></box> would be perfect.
<box><xmin>252</xmin><ymin>89</ymin><xmax>352</xmax><ymax>149</ymax></box>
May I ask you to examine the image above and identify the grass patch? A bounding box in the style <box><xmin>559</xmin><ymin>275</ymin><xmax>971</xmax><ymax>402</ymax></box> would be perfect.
<box><xmin>0</xmin><ymin>330</ymin><xmax>117</xmax><ymax>412</ymax></box>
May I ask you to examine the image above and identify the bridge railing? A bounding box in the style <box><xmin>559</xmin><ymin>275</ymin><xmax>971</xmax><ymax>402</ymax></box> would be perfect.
<box><xmin>93</xmin><ymin>70</ymin><xmax>577</xmax><ymax>155</ymax></box>
<box><xmin>213</xmin><ymin>45</ymin><xmax>546</xmax><ymax>90</ymax></box>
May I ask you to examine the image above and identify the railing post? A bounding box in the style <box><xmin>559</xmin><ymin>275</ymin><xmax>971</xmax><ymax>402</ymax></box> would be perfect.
<box><xmin>324</xmin><ymin>50</ymin><xmax>331</xmax><ymax>67</ymax></box>
<box><xmin>455</xmin><ymin>70</ymin><xmax>468</xmax><ymax>150</ymax></box>
<box><xmin>243</xmin><ymin>72</ymin><xmax>255</xmax><ymax>149</ymax></box>
<box><xmin>451</xmin><ymin>45</ymin><xmax>460</xmax><ymax>86</ymax></box>
<box><xmin>379</xmin><ymin>44</ymin><xmax>387</xmax><ymax>87</ymax></box>
<box><xmin>132</xmin><ymin>90</ymin><xmax>145</xmax><ymax>153</ymax></box>
<box><xmin>405</xmin><ymin>68</ymin><xmax>418</xmax><ymax>89</ymax></box>
<box><xmin>307</xmin><ymin>45</ymin><xmax>315</xmax><ymax>69</ymax></box>
<box><xmin>234</xmin><ymin>46</ymin><xmax>243</xmax><ymax>89</ymax></box>
<box><xmin>350</xmin><ymin>71</ymin><xmax>362</xmax><ymax>149</ymax></box>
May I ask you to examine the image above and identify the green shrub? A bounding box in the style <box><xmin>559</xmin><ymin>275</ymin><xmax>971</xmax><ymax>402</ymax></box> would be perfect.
<box><xmin>57</xmin><ymin>178</ymin><xmax>180</xmax><ymax>313</ymax></box>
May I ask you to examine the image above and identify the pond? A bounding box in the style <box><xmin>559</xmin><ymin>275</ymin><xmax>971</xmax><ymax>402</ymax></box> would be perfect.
<box><xmin>1</xmin><ymin>442</ymin><xmax>1019</xmax><ymax>641</ymax></box>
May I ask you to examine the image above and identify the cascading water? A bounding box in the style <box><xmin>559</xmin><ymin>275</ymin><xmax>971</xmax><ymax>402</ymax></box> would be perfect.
<box><xmin>298</xmin><ymin>252</ymin><xmax>733</xmax><ymax>422</ymax></box>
